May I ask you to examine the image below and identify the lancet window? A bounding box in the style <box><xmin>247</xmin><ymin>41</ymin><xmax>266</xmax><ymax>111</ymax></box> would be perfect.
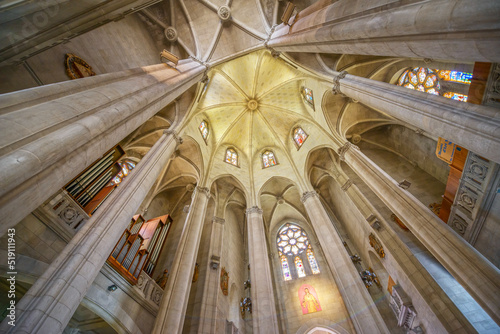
<box><xmin>307</xmin><ymin>246</ymin><xmax>320</xmax><ymax>275</ymax></box>
<box><xmin>262</xmin><ymin>150</ymin><xmax>278</xmax><ymax>168</ymax></box>
<box><xmin>301</xmin><ymin>87</ymin><xmax>314</xmax><ymax>109</ymax></box>
<box><xmin>436</xmin><ymin>70</ymin><xmax>472</xmax><ymax>84</ymax></box>
<box><xmin>225</xmin><ymin>148</ymin><xmax>238</xmax><ymax>166</ymax></box>
<box><xmin>280</xmin><ymin>254</ymin><xmax>292</xmax><ymax>281</ymax></box>
<box><xmin>293</xmin><ymin>127</ymin><xmax>308</xmax><ymax>149</ymax></box>
<box><xmin>276</xmin><ymin>223</ymin><xmax>320</xmax><ymax>280</ymax></box>
<box><xmin>295</xmin><ymin>257</ymin><xmax>306</xmax><ymax>278</ymax></box>
<box><xmin>199</xmin><ymin>120</ymin><xmax>209</xmax><ymax>142</ymax></box>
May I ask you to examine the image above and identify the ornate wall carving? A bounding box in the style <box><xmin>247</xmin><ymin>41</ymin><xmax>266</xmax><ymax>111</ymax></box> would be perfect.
<box><xmin>447</xmin><ymin>152</ymin><xmax>499</xmax><ymax>242</ymax></box>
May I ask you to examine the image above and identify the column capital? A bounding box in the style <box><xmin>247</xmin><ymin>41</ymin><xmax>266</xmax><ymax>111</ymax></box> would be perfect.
<box><xmin>332</xmin><ymin>71</ymin><xmax>348</xmax><ymax>95</ymax></box>
<box><xmin>338</xmin><ymin>141</ymin><xmax>359</xmax><ymax>161</ymax></box>
<box><xmin>245</xmin><ymin>206</ymin><xmax>263</xmax><ymax>215</ymax></box>
<box><xmin>301</xmin><ymin>191</ymin><xmax>319</xmax><ymax>203</ymax></box>
<box><xmin>194</xmin><ymin>186</ymin><xmax>211</xmax><ymax>199</ymax></box>
<box><xmin>164</xmin><ymin>129</ymin><xmax>183</xmax><ymax>146</ymax></box>
<box><xmin>212</xmin><ymin>216</ymin><xmax>225</xmax><ymax>224</ymax></box>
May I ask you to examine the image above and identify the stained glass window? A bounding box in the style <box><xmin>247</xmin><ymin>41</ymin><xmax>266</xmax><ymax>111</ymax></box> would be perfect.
<box><xmin>307</xmin><ymin>246</ymin><xmax>320</xmax><ymax>275</ymax></box>
<box><xmin>225</xmin><ymin>148</ymin><xmax>238</xmax><ymax>166</ymax></box>
<box><xmin>109</xmin><ymin>160</ymin><xmax>136</xmax><ymax>186</ymax></box>
<box><xmin>262</xmin><ymin>150</ymin><xmax>277</xmax><ymax>168</ymax></box>
<box><xmin>301</xmin><ymin>87</ymin><xmax>314</xmax><ymax>109</ymax></box>
<box><xmin>295</xmin><ymin>257</ymin><xmax>306</xmax><ymax>278</ymax></box>
<box><xmin>280</xmin><ymin>254</ymin><xmax>292</xmax><ymax>281</ymax></box>
<box><xmin>293</xmin><ymin>127</ymin><xmax>308</xmax><ymax>149</ymax></box>
<box><xmin>277</xmin><ymin>224</ymin><xmax>309</xmax><ymax>256</ymax></box>
<box><xmin>443</xmin><ymin>92</ymin><xmax>468</xmax><ymax>102</ymax></box>
<box><xmin>397</xmin><ymin>67</ymin><xmax>440</xmax><ymax>95</ymax></box>
<box><xmin>436</xmin><ymin>70</ymin><xmax>472</xmax><ymax>84</ymax></box>
<box><xmin>199</xmin><ymin>120</ymin><xmax>209</xmax><ymax>141</ymax></box>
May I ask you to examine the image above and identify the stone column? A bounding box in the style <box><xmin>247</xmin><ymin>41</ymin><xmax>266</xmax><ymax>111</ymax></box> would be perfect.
<box><xmin>339</xmin><ymin>142</ymin><xmax>500</xmax><ymax>325</ymax></box>
<box><xmin>246</xmin><ymin>206</ymin><xmax>279</xmax><ymax>334</ymax></box>
<box><xmin>331</xmin><ymin>71</ymin><xmax>500</xmax><ymax>164</ymax></box>
<box><xmin>197</xmin><ymin>216</ymin><xmax>225</xmax><ymax>334</ymax></box>
<box><xmin>152</xmin><ymin>186</ymin><xmax>211</xmax><ymax>334</ymax></box>
<box><xmin>300</xmin><ymin>191</ymin><xmax>390</xmax><ymax>334</ymax></box>
<box><xmin>0</xmin><ymin>0</ymin><xmax>162</xmax><ymax>64</ymax></box>
<box><xmin>0</xmin><ymin>130</ymin><xmax>182</xmax><ymax>334</ymax></box>
<box><xmin>0</xmin><ymin>59</ymin><xmax>206</xmax><ymax>235</ymax></box>
<box><xmin>268</xmin><ymin>0</ymin><xmax>500</xmax><ymax>63</ymax></box>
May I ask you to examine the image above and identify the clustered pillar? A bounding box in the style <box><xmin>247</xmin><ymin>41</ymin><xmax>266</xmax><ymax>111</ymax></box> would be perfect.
<box><xmin>0</xmin><ymin>130</ymin><xmax>183</xmax><ymax>333</ymax></box>
<box><xmin>197</xmin><ymin>216</ymin><xmax>225</xmax><ymax>333</ymax></box>
<box><xmin>268</xmin><ymin>0</ymin><xmax>500</xmax><ymax>63</ymax></box>
<box><xmin>0</xmin><ymin>59</ymin><xmax>206</xmax><ymax>235</ymax></box>
<box><xmin>246</xmin><ymin>206</ymin><xmax>280</xmax><ymax>334</ymax></box>
<box><xmin>301</xmin><ymin>191</ymin><xmax>390</xmax><ymax>334</ymax></box>
<box><xmin>330</xmin><ymin>71</ymin><xmax>500</xmax><ymax>164</ymax></box>
<box><xmin>152</xmin><ymin>186</ymin><xmax>211</xmax><ymax>333</ymax></box>
<box><xmin>338</xmin><ymin>142</ymin><xmax>500</xmax><ymax>324</ymax></box>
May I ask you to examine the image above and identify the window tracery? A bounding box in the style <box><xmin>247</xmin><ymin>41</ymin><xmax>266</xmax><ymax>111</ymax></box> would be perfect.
<box><xmin>293</xmin><ymin>127</ymin><xmax>308</xmax><ymax>149</ymax></box>
<box><xmin>262</xmin><ymin>150</ymin><xmax>278</xmax><ymax>168</ymax></box>
<box><xmin>199</xmin><ymin>120</ymin><xmax>209</xmax><ymax>142</ymax></box>
<box><xmin>276</xmin><ymin>223</ymin><xmax>320</xmax><ymax>280</ymax></box>
<box><xmin>225</xmin><ymin>148</ymin><xmax>238</xmax><ymax>166</ymax></box>
<box><xmin>397</xmin><ymin>67</ymin><xmax>472</xmax><ymax>103</ymax></box>
<box><xmin>397</xmin><ymin>67</ymin><xmax>440</xmax><ymax>95</ymax></box>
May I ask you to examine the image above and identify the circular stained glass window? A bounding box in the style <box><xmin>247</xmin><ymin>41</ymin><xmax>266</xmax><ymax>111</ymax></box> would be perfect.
<box><xmin>277</xmin><ymin>223</ymin><xmax>309</xmax><ymax>256</ymax></box>
<box><xmin>397</xmin><ymin>67</ymin><xmax>440</xmax><ymax>95</ymax></box>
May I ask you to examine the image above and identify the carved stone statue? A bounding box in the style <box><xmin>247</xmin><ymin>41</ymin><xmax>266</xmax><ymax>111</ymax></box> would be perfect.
<box><xmin>156</xmin><ymin>269</ymin><xmax>169</xmax><ymax>289</ymax></box>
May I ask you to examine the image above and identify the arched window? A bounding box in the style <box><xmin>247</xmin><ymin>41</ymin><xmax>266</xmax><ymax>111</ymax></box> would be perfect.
<box><xmin>225</xmin><ymin>148</ymin><xmax>238</xmax><ymax>166</ymax></box>
<box><xmin>276</xmin><ymin>223</ymin><xmax>319</xmax><ymax>280</ymax></box>
<box><xmin>397</xmin><ymin>67</ymin><xmax>440</xmax><ymax>95</ymax></box>
<box><xmin>199</xmin><ymin>120</ymin><xmax>209</xmax><ymax>142</ymax></box>
<box><xmin>295</xmin><ymin>257</ymin><xmax>306</xmax><ymax>278</ymax></box>
<box><xmin>293</xmin><ymin>127</ymin><xmax>308</xmax><ymax>149</ymax></box>
<box><xmin>280</xmin><ymin>254</ymin><xmax>292</xmax><ymax>281</ymax></box>
<box><xmin>109</xmin><ymin>160</ymin><xmax>136</xmax><ymax>186</ymax></box>
<box><xmin>262</xmin><ymin>150</ymin><xmax>277</xmax><ymax>168</ymax></box>
<box><xmin>307</xmin><ymin>246</ymin><xmax>320</xmax><ymax>275</ymax></box>
<box><xmin>301</xmin><ymin>87</ymin><xmax>314</xmax><ymax>109</ymax></box>
<box><xmin>397</xmin><ymin>67</ymin><xmax>471</xmax><ymax>102</ymax></box>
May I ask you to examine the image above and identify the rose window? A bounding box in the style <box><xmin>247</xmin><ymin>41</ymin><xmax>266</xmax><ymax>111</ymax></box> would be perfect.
<box><xmin>277</xmin><ymin>224</ymin><xmax>309</xmax><ymax>256</ymax></box>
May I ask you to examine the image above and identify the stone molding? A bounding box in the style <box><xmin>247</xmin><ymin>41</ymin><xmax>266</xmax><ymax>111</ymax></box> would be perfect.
<box><xmin>245</xmin><ymin>206</ymin><xmax>263</xmax><ymax>215</ymax></box>
<box><xmin>212</xmin><ymin>216</ymin><xmax>225</xmax><ymax>224</ymax></box>
<box><xmin>338</xmin><ymin>142</ymin><xmax>359</xmax><ymax>161</ymax></box>
<box><xmin>183</xmin><ymin>205</ymin><xmax>190</xmax><ymax>213</ymax></box>
<box><xmin>300</xmin><ymin>191</ymin><xmax>318</xmax><ymax>203</ymax></box>
<box><xmin>341</xmin><ymin>179</ymin><xmax>353</xmax><ymax>191</ymax></box>
<box><xmin>332</xmin><ymin>71</ymin><xmax>348</xmax><ymax>95</ymax></box>
<box><xmin>194</xmin><ymin>186</ymin><xmax>211</xmax><ymax>199</ymax></box>
<box><xmin>164</xmin><ymin>129</ymin><xmax>183</xmax><ymax>145</ymax></box>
